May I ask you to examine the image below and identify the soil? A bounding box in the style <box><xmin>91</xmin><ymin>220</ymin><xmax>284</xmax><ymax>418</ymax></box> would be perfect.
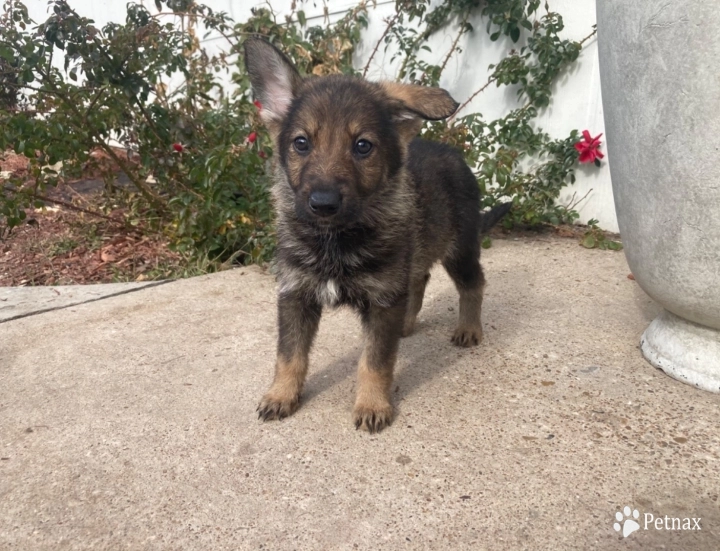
<box><xmin>0</xmin><ymin>204</ymin><xmax>181</xmax><ymax>286</ymax></box>
<box><xmin>1</xmin><ymin>151</ymin><xmax>181</xmax><ymax>286</ymax></box>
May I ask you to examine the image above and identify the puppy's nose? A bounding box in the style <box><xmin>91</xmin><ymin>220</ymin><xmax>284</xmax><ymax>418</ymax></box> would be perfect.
<box><xmin>308</xmin><ymin>189</ymin><xmax>342</xmax><ymax>217</ymax></box>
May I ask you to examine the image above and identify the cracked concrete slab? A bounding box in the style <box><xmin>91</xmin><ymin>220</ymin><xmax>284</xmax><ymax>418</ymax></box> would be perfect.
<box><xmin>1</xmin><ymin>237</ymin><xmax>719</xmax><ymax>550</ymax></box>
<box><xmin>0</xmin><ymin>281</ymin><xmax>168</xmax><ymax>323</ymax></box>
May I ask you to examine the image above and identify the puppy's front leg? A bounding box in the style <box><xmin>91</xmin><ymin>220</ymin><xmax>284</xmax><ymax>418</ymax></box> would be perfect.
<box><xmin>354</xmin><ymin>302</ymin><xmax>405</xmax><ymax>433</ymax></box>
<box><xmin>257</xmin><ymin>291</ymin><xmax>321</xmax><ymax>421</ymax></box>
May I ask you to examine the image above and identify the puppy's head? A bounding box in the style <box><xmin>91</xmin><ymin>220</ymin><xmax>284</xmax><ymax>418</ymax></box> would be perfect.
<box><xmin>244</xmin><ymin>37</ymin><xmax>458</xmax><ymax>228</ymax></box>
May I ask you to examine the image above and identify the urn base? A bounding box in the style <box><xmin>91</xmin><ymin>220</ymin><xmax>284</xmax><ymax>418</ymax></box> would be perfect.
<box><xmin>641</xmin><ymin>310</ymin><xmax>720</xmax><ymax>393</ymax></box>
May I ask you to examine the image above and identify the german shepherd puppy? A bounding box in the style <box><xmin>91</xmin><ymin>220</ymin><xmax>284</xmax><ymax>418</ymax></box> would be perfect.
<box><xmin>244</xmin><ymin>38</ymin><xmax>510</xmax><ymax>433</ymax></box>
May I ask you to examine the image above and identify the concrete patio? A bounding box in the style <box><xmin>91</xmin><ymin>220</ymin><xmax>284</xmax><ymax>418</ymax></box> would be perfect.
<box><xmin>1</xmin><ymin>236</ymin><xmax>719</xmax><ymax>550</ymax></box>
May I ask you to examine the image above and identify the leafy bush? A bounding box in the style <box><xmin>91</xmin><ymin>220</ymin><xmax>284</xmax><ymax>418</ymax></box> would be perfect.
<box><xmin>0</xmin><ymin>0</ymin><xmax>601</xmax><ymax>271</ymax></box>
<box><xmin>1</xmin><ymin>0</ymin><xmax>274</xmax><ymax>264</ymax></box>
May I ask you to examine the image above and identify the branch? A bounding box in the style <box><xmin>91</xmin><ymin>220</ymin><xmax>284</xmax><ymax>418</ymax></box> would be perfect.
<box><xmin>263</xmin><ymin>0</ymin><xmax>279</xmax><ymax>25</ymax></box>
<box><xmin>83</xmin><ymin>85</ymin><xmax>107</xmax><ymax>120</ymax></box>
<box><xmin>449</xmin><ymin>24</ymin><xmax>597</xmax><ymax>122</ymax></box>
<box><xmin>362</xmin><ymin>13</ymin><xmax>399</xmax><ymax>78</ymax></box>
<box><xmin>564</xmin><ymin>188</ymin><xmax>592</xmax><ymax>211</ymax></box>
<box><xmin>150</xmin><ymin>11</ymin><xmax>237</xmax><ymax>50</ymax></box>
<box><xmin>438</xmin><ymin>12</ymin><xmax>469</xmax><ymax>77</ymax></box>
<box><xmin>84</xmin><ymin>35</ymin><xmax>169</xmax><ymax>145</ymax></box>
<box><xmin>578</xmin><ymin>27</ymin><xmax>597</xmax><ymax>47</ymax></box>
<box><xmin>6</xmin><ymin>80</ymin><xmax>162</xmax><ymax>210</ymax></box>
<box><xmin>449</xmin><ymin>75</ymin><xmax>497</xmax><ymax>121</ymax></box>
<box><xmin>5</xmin><ymin>187</ymin><xmax>127</xmax><ymax>226</ymax></box>
<box><xmin>41</xmin><ymin>76</ymin><xmax>164</xmax><ymax>211</ymax></box>
<box><xmin>397</xmin><ymin>1</ymin><xmax>454</xmax><ymax>80</ymax></box>
<box><xmin>30</xmin><ymin>29</ymin><xmax>166</xmax><ymax>211</ymax></box>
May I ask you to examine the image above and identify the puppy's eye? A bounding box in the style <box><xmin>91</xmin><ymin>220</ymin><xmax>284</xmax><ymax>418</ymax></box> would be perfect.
<box><xmin>355</xmin><ymin>139</ymin><xmax>373</xmax><ymax>156</ymax></box>
<box><xmin>293</xmin><ymin>136</ymin><xmax>310</xmax><ymax>153</ymax></box>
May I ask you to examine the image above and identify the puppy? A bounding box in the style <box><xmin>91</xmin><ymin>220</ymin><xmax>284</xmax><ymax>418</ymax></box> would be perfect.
<box><xmin>244</xmin><ymin>37</ymin><xmax>511</xmax><ymax>432</ymax></box>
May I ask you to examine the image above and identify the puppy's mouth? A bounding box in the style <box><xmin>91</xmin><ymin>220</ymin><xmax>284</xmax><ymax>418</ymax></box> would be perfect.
<box><xmin>294</xmin><ymin>203</ymin><xmax>357</xmax><ymax>230</ymax></box>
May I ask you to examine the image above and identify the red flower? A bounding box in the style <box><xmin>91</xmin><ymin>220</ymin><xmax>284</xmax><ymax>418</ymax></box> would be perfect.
<box><xmin>248</xmin><ymin>131</ymin><xmax>258</xmax><ymax>144</ymax></box>
<box><xmin>172</xmin><ymin>143</ymin><xmax>183</xmax><ymax>153</ymax></box>
<box><xmin>574</xmin><ymin>130</ymin><xmax>604</xmax><ymax>164</ymax></box>
<box><xmin>253</xmin><ymin>100</ymin><xmax>262</xmax><ymax>110</ymax></box>
<box><xmin>258</xmin><ymin>151</ymin><xmax>266</xmax><ymax>159</ymax></box>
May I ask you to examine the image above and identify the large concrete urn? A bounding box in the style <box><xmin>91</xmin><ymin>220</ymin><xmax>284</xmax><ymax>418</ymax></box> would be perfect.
<box><xmin>597</xmin><ymin>1</ymin><xmax>720</xmax><ymax>391</ymax></box>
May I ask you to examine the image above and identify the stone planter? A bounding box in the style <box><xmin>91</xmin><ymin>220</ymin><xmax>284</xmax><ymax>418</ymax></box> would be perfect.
<box><xmin>597</xmin><ymin>1</ymin><xmax>720</xmax><ymax>391</ymax></box>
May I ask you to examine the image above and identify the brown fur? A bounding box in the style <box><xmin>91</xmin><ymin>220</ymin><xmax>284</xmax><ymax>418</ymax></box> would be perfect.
<box><xmin>245</xmin><ymin>38</ymin><xmax>510</xmax><ymax>433</ymax></box>
<box><xmin>354</xmin><ymin>349</ymin><xmax>395</xmax><ymax>433</ymax></box>
<box><xmin>257</xmin><ymin>353</ymin><xmax>308</xmax><ymax>419</ymax></box>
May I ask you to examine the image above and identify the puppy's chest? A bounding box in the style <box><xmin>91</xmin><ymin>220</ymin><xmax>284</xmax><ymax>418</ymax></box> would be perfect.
<box><xmin>301</xmin><ymin>271</ymin><xmax>403</xmax><ymax>310</ymax></box>
<box><xmin>314</xmin><ymin>277</ymin><xmax>345</xmax><ymax>307</ymax></box>
<box><xmin>286</xmin><ymin>225</ymin><xmax>390</xmax><ymax>275</ymax></box>
<box><xmin>278</xmin><ymin>230</ymin><xmax>409</xmax><ymax>308</ymax></box>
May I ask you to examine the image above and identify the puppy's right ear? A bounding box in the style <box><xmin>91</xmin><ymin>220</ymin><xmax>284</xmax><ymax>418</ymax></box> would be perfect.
<box><xmin>243</xmin><ymin>37</ymin><xmax>303</xmax><ymax>135</ymax></box>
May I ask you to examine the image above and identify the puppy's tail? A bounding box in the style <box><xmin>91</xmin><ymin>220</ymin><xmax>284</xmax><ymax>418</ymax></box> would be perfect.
<box><xmin>478</xmin><ymin>202</ymin><xmax>513</xmax><ymax>234</ymax></box>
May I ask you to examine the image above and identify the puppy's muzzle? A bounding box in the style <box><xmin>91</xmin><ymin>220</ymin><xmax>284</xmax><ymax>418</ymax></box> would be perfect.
<box><xmin>308</xmin><ymin>189</ymin><xmax>342</xmax><ymax>217</ymax></box>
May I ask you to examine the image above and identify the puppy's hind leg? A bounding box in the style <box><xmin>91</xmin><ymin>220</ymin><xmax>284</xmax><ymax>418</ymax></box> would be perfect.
<box><xmin>257</xmin><ymin>291</ymin><xmax>322</xmax><ymax>421</ymax></box>
<box><xmin>443</xmin><ymin>249</ymin><xmax>485</xmax><ymax>347</ymax></box>
<box><xmin>402</xmin><ymin>272</ymin><xmax>430</xmax><ymax>337</ymax></box>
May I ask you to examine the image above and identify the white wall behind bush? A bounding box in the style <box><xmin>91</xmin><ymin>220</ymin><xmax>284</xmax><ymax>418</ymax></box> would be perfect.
<box><xmin>25</xmin><ymin>0</ymin><xmax>616</xmax><ymax>231</ymax></box>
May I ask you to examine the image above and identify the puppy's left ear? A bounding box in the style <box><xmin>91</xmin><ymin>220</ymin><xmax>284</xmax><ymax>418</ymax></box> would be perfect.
<box><xmin>380</xmin><ymin>82</ymin><xmax>459</xmax><ymax>141</ymax></box>
<box><xmin>244</xmin><ymin>37</ymin><xmax>303</xmax><ymax>136</ymax></box>
<box><xmin>381</xmin><ymin>82</ymin><xmax>459</xmax><ymax>120</ymax></box>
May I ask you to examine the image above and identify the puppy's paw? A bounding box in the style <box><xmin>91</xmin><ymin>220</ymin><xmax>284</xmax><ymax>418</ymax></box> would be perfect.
<box><xmin>257</xmin><ymin>392</ymin><xmax>300</xmax><ymax>421</ymax></box>
<box><xmin>353</xmin><ymin>400</ymin><xmax>394</xmax><ymax>433</ymax></box>
<box><xmin>451</xmin><ymin>325</ymin><xmax>483</xmax><ymax>347</ymax></box>
<box><xmin>401</xmin><ymin>319</ymin><xmax>416</xmax><ymax>338</ymax></box>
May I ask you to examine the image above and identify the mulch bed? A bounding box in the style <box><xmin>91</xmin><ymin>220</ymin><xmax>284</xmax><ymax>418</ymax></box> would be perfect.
<box><xmin>0</xmin><ymin>201</ymin><xmax>181</xmax><ymax>286</ymax></box>
<box><xmin>1</xmin><ymin>150</ymin><xmax>181</xmax><ymax>286</ymax></box>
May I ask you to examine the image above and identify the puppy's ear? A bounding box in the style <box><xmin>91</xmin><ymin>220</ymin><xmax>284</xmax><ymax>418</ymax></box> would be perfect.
<box><xmin>380</xmin><ymin>82</ymin><xmax>459</xmax><ymax>141</ymax></box>
<box><xmin>243</xmin><ymin>37</ymin><xmax>303</xmax><ymax>135</ymax></box>
<box><xmin>381</xmin><ymin>82</ymin><xmax>459</xmax><ymax>120</ymax></box>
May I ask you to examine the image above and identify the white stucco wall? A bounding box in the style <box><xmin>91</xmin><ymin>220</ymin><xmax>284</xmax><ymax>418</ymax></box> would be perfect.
<box><xmin>23</xmin><ymin>0</ymin><xmax>617</xmax><ymax>231</ymax></box>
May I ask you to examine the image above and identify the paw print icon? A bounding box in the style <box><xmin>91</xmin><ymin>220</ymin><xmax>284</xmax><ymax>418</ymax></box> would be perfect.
<box><xmin>614</xmin><ymin>506</ymin><xmax>640</xmax><ymax>538</ymax></box>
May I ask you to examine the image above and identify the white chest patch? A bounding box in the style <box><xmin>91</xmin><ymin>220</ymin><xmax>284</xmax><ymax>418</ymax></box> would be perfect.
<box><xmin>318</xmin><ymin>279</ymin><xmax>340</xmax><ymax>306</ymax></box>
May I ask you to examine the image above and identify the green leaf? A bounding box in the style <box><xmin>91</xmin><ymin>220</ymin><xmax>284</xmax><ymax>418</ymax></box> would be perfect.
<box><xmin>481</xmin><ymin>235</ymin><xmax>492</xmax><ymax>249</ymax></box>
<box><xmin>0</xmin><ymin>45</ymin><xmax>14</xmax><ymax>61</ymax></box>
<box><xmin>297</xmin><ymin>10</ymin><xmax>306</xmax><ymax>27</ymax></box>
<box><xmin>581</xmin><ymin>234</ymin><xmax>596</xmax><ymax>249</ymax></box>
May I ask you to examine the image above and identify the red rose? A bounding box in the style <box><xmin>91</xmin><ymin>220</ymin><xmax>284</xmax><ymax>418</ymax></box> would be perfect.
<box><xmin>574</xmin><ymin>130</ymin><xmax>604</xmax><ymax>164</ymax></box>
<box><xmin>172</xmin><ymin>143</ymin><xmax>183</xmax><ymax>153</ymax></box>
<box><xmin>248</xmin><ymin>131</ymin><xmax>258</xmax><ymax>144</ymax></box>
<box><xmin>253</xmin><ymin>100</ymin><xmax>262</xmax><ymax>110</ymax></box>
